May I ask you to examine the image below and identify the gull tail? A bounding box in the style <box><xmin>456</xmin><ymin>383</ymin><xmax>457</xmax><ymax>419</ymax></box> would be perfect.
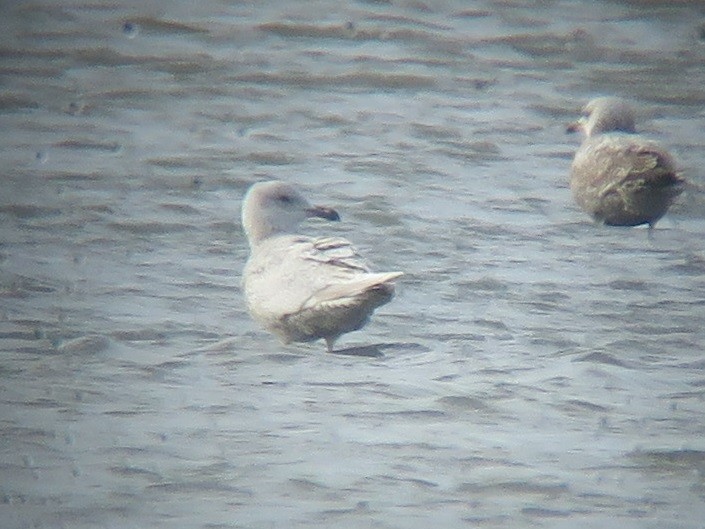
<box><xmin>307</xmin><ymin>272</ymin><xmax>403</xmax><ymax>309</ymax></box>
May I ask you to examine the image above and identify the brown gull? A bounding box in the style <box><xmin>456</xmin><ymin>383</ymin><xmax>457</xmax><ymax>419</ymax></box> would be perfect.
<box><xmin>567</xmin><ymin>96</ymin><xmax>684</xmax><ymax>227</ymax></box>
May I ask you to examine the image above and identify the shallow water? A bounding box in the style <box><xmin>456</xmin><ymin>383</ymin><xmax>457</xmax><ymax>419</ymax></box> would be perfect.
<box><xmin>1</xmin><ymin>1</ymin><xmax>705</xmax><ymax>528</ymax></box>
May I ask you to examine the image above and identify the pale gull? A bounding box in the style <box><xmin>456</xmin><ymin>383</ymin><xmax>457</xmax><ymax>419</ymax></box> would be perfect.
<box><xmin>567</xmin><ymin>96</ymin><xmax>685</xmax><ymax>228</ymax></box>
<box><xmin>241</xmin><ymin>180</ymin><xmax>402</xmax><ymax>353</ymax></box>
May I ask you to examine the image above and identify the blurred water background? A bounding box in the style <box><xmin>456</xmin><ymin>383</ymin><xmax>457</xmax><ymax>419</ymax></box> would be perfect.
<box><xmin>1</xmin><ymin>0</ymin><xmax>705</xmax><ymax>528</ymax></box>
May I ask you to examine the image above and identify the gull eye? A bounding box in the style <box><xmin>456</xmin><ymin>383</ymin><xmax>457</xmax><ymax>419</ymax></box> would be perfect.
<box><xmin>277</xmin><ymin>194</ymin><xmax>293</xmax><ymax>204</ymax></box>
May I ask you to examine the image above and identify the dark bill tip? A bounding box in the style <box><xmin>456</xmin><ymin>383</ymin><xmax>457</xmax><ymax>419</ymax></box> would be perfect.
<box><xmin>566</xmin><ymin>121</ymin><xmax>581</xmax><ymax>134</ymax></box>
<box><xmin>307</xmin><ymin>205</ymin><xmax>340</xmax><ymax>222</ymax></box>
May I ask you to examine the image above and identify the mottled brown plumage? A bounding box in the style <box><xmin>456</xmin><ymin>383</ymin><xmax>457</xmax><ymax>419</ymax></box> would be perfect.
<box><xmin>568</xmin><ymin>97</ymin><xmax>684</xmax><ymax>227</ymax></box>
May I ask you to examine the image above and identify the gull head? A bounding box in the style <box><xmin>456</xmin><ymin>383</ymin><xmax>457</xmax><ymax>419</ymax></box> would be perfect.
<box><xmin>567</xmin><ymin>97</ymin><xmax>636</xmax><ymax>137</ymax></box>
<box><xmin>242</xmin><ymin>180</ymin><xmax>340</xmax><ymax>247</ymax></box>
